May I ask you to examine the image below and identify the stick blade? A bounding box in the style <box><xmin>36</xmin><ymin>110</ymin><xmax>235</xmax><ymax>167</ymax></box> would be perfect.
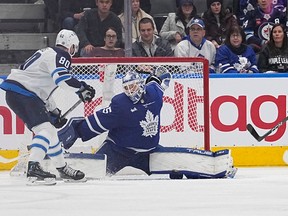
<box><xmin>246</xmin><ymin>123</ymin><xmax>263</xmax><ymax>142</ymax></box>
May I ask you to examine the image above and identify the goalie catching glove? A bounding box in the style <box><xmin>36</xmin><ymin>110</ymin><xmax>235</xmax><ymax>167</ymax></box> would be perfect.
<box><xmin>49</xmin><ymin>108</ymin><xmax>68</xmax><ymax>128</ymax></box>
<box><xmin>76</xmin><ymin>81</ymin><xmax>95</xmax><ymax>102</ymax></box>
<box><xmin>145</xmin><ymin>68</ymin><xmax>171</xmax><ymax>90</ymax></box>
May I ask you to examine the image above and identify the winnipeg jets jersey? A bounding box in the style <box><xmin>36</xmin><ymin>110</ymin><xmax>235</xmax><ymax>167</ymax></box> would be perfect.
<box><xmin>80</xmin><ymin>81</ymin><xmax>164</xmax><ymax>151</ymax></box>
<box><xmin>1</xmin><ymin>47</ymin><xmax>81</xmax><ymax>110</ymax></box>
<box><xmin>242</xmin><ymin>6</ymin><xmax>287</xmax><ymax>46</ymax></box>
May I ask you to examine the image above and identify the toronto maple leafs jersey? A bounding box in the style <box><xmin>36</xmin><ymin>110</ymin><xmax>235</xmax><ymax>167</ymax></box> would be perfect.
<box><xmin>174</xmin><ymin>37</ymin><xmax>216</xmax><ymax>73</ymax></box>
<box><xmin>242</xmin><ymin>6</ymin><xmax>287</xmax><ymax>47</ymax></box>
<box><xmin>0</xmin><ymin>47</ymin><xmax>82</xmax><ymax>111</ymax></box>
<box><xmin>215</xmin><ymin>44</ymin><xmax>259</xmax><ymax>73</ymax></box>
<box><xmin>79</xmin><ymin>81</ymin><xmax>164</xmax><ymax>151</ymax></box>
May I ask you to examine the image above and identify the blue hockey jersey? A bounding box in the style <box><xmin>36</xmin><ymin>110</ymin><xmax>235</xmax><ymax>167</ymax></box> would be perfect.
<box><xmin>215</xmin><ymin>44</ymin><xmax>259</xmax><ymax>73</ymax></box>
<box><xmin>242</xmin><ymin>6</ymin><xmax>287</xmax><ymax>47</ymax></box>
<box><xmin>79</xmin><ymin>81</ymin><xmax>164</xmax><ymax>151</ymax></box>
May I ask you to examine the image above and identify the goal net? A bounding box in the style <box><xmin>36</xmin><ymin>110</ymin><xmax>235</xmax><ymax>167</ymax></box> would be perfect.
<box><xmin>53</xmin><ymin>57</ymin><xmax>210</xmax><ymax>153</ymax></box>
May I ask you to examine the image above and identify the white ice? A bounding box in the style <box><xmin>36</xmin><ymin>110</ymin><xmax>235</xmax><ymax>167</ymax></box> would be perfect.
<box><xmin>0</xmin><ymin>167</ymin><xmax>288</xmax><ymax>216</ymax></box>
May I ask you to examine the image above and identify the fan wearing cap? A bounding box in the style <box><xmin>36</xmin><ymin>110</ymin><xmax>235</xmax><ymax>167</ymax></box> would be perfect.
<box><xmin>201</xmin><ymin>0</ymin><xmax>237</xmax><ymax>49</ymax></box>
<box><xmin>160</xmin><ymin>0</ymin><xmax>199</xmax><ymax>50</ymax></box>
<box><xmin>174</xmin><ymin>18</ymin><xmax>216</xmax><ymax>73</ymax></box>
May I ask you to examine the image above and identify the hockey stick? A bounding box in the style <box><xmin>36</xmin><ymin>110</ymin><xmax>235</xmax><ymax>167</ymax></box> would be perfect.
<box><xmin>61</xmin><ymin>99</ymin><xmax>82</xmax><ymax>120</ymax></box>
<box><xmin>246</xmin><ymin>116</ymin><xmax>288</xmax><ymax>142</ymax></box>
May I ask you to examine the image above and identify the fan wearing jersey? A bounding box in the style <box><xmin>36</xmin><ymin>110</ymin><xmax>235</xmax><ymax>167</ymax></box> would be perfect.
<box><xmin>242</xmin><ymin>0</ymin><xmax>287</xmax><ymax>52</ymax></box>
<box><xmin>0</xmin><ymin>29</ymin><xmax>95</xmax><ymax>185</ymax></box>
<box><xmin>58</xmin><ymin>69</ymin><xmax>237</xmax><ymax>179</ymax></box>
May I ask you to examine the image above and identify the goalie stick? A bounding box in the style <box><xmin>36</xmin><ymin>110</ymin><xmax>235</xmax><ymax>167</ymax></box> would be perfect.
<box><xmin>246</xmin><ymin>116</ymin><xmax>288</xmax><ymax>142</ymax></box>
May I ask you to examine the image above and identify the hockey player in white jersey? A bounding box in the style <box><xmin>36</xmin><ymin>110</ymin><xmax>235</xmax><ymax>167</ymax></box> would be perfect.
<box><xmin>0</xmin><ymin>29</ymin><xmax>95</xmax><ymax>185</ymax></box>
<box><xmin>58</xmin><ymin>68</ymin><xmax>237</xmax><ymax>179</ymax></box>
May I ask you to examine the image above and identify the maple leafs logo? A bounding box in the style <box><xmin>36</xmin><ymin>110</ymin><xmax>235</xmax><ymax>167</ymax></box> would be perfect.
<box><xmin>140</xmin><ymin>110</ymin><xmax>159</xmax><ymax>137</ymax></box>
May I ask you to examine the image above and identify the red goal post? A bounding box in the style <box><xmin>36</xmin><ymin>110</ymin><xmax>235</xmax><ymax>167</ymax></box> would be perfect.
<box><xmin>69</xmin><ymin>57</ymin><xmax>210</xmax><ymax>151</ymax></box>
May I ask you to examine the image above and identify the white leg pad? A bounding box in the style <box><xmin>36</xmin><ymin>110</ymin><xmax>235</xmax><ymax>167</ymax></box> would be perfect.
<box><xmin>150</xmin><ymin>148</ymin><xmax>234</xmax><ymax>178</ymax></box>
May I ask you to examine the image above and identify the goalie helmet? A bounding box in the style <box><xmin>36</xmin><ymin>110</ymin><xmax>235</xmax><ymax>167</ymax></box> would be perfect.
<box><xmin>122</xmin><ymin>71</ymin><xmax>145</xmax><ymax>104</ymax></box>
<box><xmin>55</xmin><ymin>29</ymin><xmax>79</xmax><ymax>57</ymax></box>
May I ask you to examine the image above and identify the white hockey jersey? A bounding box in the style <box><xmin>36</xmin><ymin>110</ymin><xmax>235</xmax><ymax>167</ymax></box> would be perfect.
<box><xmin>174</xmin><ymin>38</ymin><xmax>216</xmax><ymax>66</ymax></box>
<box><xmin>4</xmin><ymin>47</ymin><xmax>82</xmax><ymax>110</ymax></box>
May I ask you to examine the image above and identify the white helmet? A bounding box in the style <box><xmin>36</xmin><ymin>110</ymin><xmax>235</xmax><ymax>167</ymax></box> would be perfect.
<box><xmin>122</xmin><ymin>71</ymin><xmax>145</xmax><ymax>104</ymax></box>
<box><xmin>55</xmin><ymin>29</ymin><xmax>79</xmax><ymax>57</ymax></box>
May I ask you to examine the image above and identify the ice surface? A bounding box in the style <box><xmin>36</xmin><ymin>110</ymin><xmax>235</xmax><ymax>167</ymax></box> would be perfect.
<box><xmin>0</xmin><ymin>167</ymin><xmax>288</xmax><ymax>216</ymax></box>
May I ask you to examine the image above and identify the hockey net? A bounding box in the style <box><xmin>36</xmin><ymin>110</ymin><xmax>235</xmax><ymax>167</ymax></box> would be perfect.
<box><xmin>57</xmin><ymin>57</ymin><xmax>210</xmax><ymax>153</ymax></box>
<box><xmin>11</xmin><ymin>57</ymin><xmax>210</xmax><ymax>176</ymax></box>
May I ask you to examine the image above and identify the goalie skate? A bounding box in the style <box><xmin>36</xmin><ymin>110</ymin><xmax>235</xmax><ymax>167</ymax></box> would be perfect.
<box><xmin>26</xmin><ymin>161</ymin><xmax>56</xmax><ymax>186</ymax></box>
<box><xmin>57</xmin><ymin>163</ymin><xmax>87</xmax><ymax>183</ymax></box>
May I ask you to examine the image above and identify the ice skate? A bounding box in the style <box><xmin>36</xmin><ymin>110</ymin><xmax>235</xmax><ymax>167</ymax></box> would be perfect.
<box><xmin>26</xmin><ymin>161</ymin><xmax>56</xmax><ymax>186</ymax></box>
<box><xmin>57</xmin><ymin>163</ymin><xmax>86</xmax><ymax>182</ymax></box>
<box><xmin>226</xmin><ymin>167</ymin><xmax>238</xmax><ymax>179</ymax></box>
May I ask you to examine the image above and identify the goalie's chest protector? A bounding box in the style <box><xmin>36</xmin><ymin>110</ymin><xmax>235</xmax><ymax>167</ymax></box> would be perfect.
<box><xmin>108</xmin><ymin>83</ymin><xmax>163</xmax><ymax>150</ymax></box>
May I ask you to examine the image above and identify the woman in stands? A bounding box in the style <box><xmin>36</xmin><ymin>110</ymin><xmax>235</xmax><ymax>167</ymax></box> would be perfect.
<box><xmin>159</xmin><ymin>0</ymin><xmax>199</xmax><ymax>50</ymax></box>
<box><xmin>81</xmin><ymin>27</ymin><xmax>125</xmax><ymax>57</ymax></box>
<box><xmin>201</xmin><ymin>0</ymin><xmax>237</xmax><ymax>49</ymax></box>
<box><xmin>215</xmin><ymin>25</ymin><xmax>259</xmax><ymax>73</ymax></box>
<box><xmin>257</xmin><ymin>24</ymin><xmax>288</xmax><ymax>73</ymax></box>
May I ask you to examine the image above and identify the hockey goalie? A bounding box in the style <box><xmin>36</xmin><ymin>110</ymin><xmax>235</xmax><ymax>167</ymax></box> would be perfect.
<box><xmin>58</xmin><ymin>67</ymin><xmax>237</xmax><ymax>179</ymax></box>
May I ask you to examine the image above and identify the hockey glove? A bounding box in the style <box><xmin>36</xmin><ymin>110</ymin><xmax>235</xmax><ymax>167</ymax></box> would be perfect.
<box><xmin>145</xmin><ymin>75</ymin><xmax>161</xmax><ymax>85</ymax></box>
<box><xmin>76</xmin><ymin>81</ymin><xmax>95</xmax><ymax>102</ymax></box>
<box><xmin>49</xmin><ymin>108</ymin><xmax>68</xmax><ymax>129</ymax></box>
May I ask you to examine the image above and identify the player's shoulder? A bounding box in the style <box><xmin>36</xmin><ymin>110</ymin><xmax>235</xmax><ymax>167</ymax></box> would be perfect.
<box><xmin>145</xmin><ymin>81</ymin><xmax>164</xmax><ymax>96</ymax></box>
<box><xmin>52</xmin><ymin>47</ymin><xmax>71</xmax><ymax>60</ymax></box>
<box><xmin>112</xmin><ymin>93</ymin><xmax>132</xmax><ymax>107</ymax></box>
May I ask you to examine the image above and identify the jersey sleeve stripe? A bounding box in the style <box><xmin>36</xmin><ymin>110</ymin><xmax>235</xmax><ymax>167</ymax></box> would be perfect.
<box><xmin>51</xmin><ymin>67</ymin><xmax>68</xmax><ymax>77</ymax></box>
<box><xmin>85</xmin><ymin>118</ymin><xmax>103</xmax><ymax>135</ymax></box>
<box><xmin>55</xmin><ymin>75</ymin><xmax>72</xmax><ymax>85</ymax></box>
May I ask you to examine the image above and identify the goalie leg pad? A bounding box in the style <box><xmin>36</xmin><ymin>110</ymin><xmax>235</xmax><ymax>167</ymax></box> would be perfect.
<box><xmin>58</xmin><ymin>117</ymin><xmax>84</xmax><ymax>149</ymax></box>
<box><xmin>149</xmin><ymin>147</ymin><xmax>235</xmax><ymax>179</ymax></box>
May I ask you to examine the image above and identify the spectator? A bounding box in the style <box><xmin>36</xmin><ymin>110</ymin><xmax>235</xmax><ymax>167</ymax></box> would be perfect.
<box><xmin>118</xmin><ymin>0</ymin><xmax>157</xmax><ymax>43</ymax></box>
<box><xmin>215</xmin><ymin>25</ymin><xmax>259</xmax><ymax>73</ymax></box>
<box><xmin>132</xmin><ymin>17</ymin><xmax>174</xmax><ymax>57</ymax></box>
<box><xmin>75</xmin><ymin>0</ymin><xmax>123</xmax><ymax>57</ymax></box>
<box><xmin>174</xmin><ymin>18</ymin><xmax>216</xmax><ymax>73</ymax></box>
<box><xmin>59</xmin><ymin>0</ymin><xmax>96</xmax><ymax>30</ymax></box>
<box><xmin>242</xmin><ymin>0</ymin><xmax>287</xmax><ymax>53</ymax></box>
<box><xmin>82</xmin><ymin>27</ymin><xmax>125</xmax><ymax>57</ymax></box>
<box><xmin>111</xmin><ymin>0</ymin><xmax>151</xmax><ymax>15</ymax></box>
<box><xmin>160</xmin><ymin>0</ymin><xmax>199</xmax><ymax>50</ymax></box>
<box><xmin>258</xmin><ymin>24</ymin><xmax>288</xmax><ymax>73</ymax></box>
<box><xmin>236</xmin><ymin>0</ymin><xmax>286</xmax><ymax>26</ymax></box>
<box><xmin>201</xmin><ymin>0</ymin><xmax>238</xmax><ymax>49</ymax></box>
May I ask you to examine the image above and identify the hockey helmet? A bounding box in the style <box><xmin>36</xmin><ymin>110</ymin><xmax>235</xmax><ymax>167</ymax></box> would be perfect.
<box><xmin>55</xmin><ymin>29</ymin><xmax>79</xmax><ymax>57</ymax></box>
<box><xmin>122</xmin><ymin>71</ymin><xmax>145</xmax><ymax>104</ymax></box>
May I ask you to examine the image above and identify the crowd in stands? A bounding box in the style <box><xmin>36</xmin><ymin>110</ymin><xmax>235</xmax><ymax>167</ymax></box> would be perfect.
<box><xmin>42</xmin><ymin>0</ymin><xmax>288</xmax><ymax>73</ymax></box>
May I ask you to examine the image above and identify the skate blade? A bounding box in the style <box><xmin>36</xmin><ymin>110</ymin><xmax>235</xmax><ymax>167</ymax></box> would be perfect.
<box><xmin>62</xmin><ymin>177</ymin><xmax>87</xmax><ymax>183</ymax></box>
<box><xmin>26</xmin><ymin>177</ymin><xmax>56</xmax><ymax>186</ymax></box>
<box><xmin>226</xmin><ymin>168</ymin><xmax>238</xmax><ymax>179</ymax></box>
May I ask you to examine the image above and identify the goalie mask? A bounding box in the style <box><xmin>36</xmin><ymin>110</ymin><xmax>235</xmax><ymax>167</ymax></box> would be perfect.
<box><xmin>55</xmin><ymin>29</ymin><xmax>79</xmax><ymax>57</ymax></box>
<box><xmin>122</xmin><ymin>71</ymin><xmax>145</xmax><ymax>104</ymax></box>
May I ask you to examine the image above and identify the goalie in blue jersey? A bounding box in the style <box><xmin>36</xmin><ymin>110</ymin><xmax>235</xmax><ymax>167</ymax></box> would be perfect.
<box><xmin>59</xmin><ymin>67</ymin><xmax>237</xmax><ymax>179</ymax></box>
